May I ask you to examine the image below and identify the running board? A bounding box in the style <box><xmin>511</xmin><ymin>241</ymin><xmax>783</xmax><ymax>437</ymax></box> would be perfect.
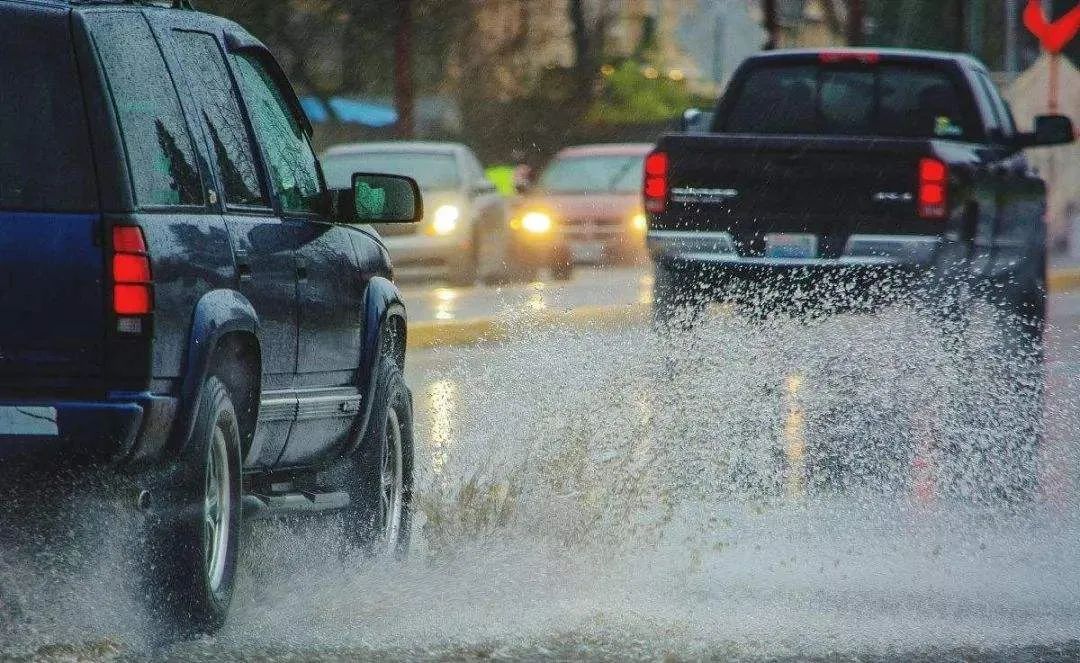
<box><xmin>242</xmin><ymin>490</ymin><xmax>351</xmax><ymax>520</ymax></box>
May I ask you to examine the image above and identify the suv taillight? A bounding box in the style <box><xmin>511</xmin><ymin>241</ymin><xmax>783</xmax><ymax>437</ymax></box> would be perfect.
<box><xmin>918</xmin><ymin>158</ymin><xmax>948</xmax><ymax>220</ymax></box>
<box><xmin>643</xmin><ymin>151</ymin><xmax>669</xmax><ymax>214</ymax></box>
<box><xmin>112</xmin><ymin>226</ymin><xmax>152</xmax><ymax>318</ymax></box>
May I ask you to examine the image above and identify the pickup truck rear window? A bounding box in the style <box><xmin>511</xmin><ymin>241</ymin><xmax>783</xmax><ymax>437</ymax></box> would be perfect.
<box><xmin>721</xmin><ymin>63</ymin><xmax>979</xmax><ymax>141</ymax></box>
<box><xmin>0</xmin><ymin>6</ymin><xmax>97</xmax><ymax>212</ymax></box>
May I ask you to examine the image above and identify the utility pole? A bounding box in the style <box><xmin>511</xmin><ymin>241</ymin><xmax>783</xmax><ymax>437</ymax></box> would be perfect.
<box><xmin>966</xmin><ymin>0</ymin><xmax>985</xmax><ymax>57</ymax></box>
<box><xmin>847</xmin><ymin>0</ymin><xmax>865</xmax><ymax>46</ymax></box>
<box><xmin>1004</xmin><ymin>0</ymin><xmax>1019</xmax><ymax>75</ymax></box>
<box><xmin>393</xmin><ymin>0</ymin><xmax>415</xmax><ymax>139</ymax></box>
<box><xmin>954</xmin><ymin>0</ymin><xmax>966</xmax><ymax>52</ymax></box>
<box><xmin>763</xmin><ymin>0</ymin><xmax>780</xmax><ymax>50</ymax></box>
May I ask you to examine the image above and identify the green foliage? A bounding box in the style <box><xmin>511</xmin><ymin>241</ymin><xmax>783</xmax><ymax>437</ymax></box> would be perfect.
<box><xmin>587</xmin><ymin>61</ymin><xmax>695</xmax><ymax>124</ymax></box>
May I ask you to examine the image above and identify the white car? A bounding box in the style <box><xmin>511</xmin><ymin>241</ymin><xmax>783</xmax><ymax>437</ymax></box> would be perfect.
<box><xmin>322</xmin><ymin>142</ymin><xmax>513</xmax><ymax>285</ymax></box>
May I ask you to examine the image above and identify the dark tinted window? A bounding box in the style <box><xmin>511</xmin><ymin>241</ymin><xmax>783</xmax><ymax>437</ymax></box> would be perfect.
<box><xmin>87</xmin><ymin>12</ymin><xmax>203</xmax><ymax>207</ymax></box>
<box><xmin>820</xmin><ymin>70</ymin><xmax>875</xmax><ymax>135</ymax></box>
<box><xmin>725</xmin><ymin>65</ymin><xmax>817</xmax><ymax>134</ymax></box>
<box><xmin>172</xmin><ymin>31</ymin><xmax>268</xmax><ymax>208</ymax></box>
<box><xmin>723</xmin><ymin>63</ymin><xmax>978</xmax><ymax>141</ymax></box>
<box><xmin>322</xmin><ymin>152</ymin><xmax>459</xmax><ymax>191</ymax></box>
<box><xmin>233</xmin><ymin>54</ymin><xmax>322</xmax><ymax>214</ymax></box>
<box><xmin>0</xmin><ymin>7</ymin><xmax>96</xmax><ymax>211</ymax></box>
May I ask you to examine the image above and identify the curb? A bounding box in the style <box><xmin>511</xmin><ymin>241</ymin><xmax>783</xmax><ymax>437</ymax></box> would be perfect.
<box><xmin>409</xmin><ymin>304</ymin><xmax>647</xmax><ymax>350</ymax></box>
<box><xmin>1048</xmin><ymin>267</ymin><xmax>1080</xmax><ymax>293</ymax></box>
<box><xmin>410</xmin><ymin>268</ymin><xmax>1080</xmax><ymax>350</ymax></box>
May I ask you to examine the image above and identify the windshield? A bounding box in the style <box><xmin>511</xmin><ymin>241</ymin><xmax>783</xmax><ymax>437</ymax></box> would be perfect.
<box><xmin>538</xmin><ymin>155</ymin><xmax>645</xmax><ymax>194</ymax></box>
<box><xmin>322</xmin><ymin>152</ymin><xmax>460</xmax><ymax>191</ymax></box>
<box><xmin>721</xmin><ymin>63</ymin><xmax>979</xmax><ymax>141</ymax></box>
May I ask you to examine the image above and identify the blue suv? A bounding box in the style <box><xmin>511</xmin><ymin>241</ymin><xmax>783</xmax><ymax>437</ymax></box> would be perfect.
<box><xmin>0</xmin><ymin>0</ymin><xmax>421</xmax><ymax>634</ymax></box>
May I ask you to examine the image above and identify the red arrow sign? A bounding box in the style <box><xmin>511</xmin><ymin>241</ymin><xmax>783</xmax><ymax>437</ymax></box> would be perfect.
<box><xmin>1024</xmin><ymin>0</ymin><xmax>1080</xmax><ymax>53</ymax></box>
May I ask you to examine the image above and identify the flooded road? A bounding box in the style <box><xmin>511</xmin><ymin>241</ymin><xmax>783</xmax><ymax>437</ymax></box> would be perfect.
<box><xmin>3</xmin><ymin>290</ymin><xmax>1080</xmax><ymax>661</ymax></box>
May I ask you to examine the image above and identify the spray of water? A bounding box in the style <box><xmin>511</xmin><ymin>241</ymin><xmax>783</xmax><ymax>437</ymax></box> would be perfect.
<box><xmin>1</xmin><ymin>295</ymin><xmax>1077</xmax><ymax>659</ymax></box>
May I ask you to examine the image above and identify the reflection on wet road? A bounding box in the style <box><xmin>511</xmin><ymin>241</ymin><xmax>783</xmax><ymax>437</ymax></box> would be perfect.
<box><xmin>401</xmin><ymin>266</ymin><xmax>653</xmax><ymax>323</ymax></box>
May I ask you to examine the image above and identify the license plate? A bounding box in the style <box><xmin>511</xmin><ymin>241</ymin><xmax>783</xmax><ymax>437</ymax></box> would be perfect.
<box><xmin>0</xmin><ymin>406</ymin><xmax>58</xmax><ymax>436</ymax></box>
<box><xmin>765</xmin><ymin>233</ymin><xmax>818</xmax><ymax>259</ymax></box>
<box><xmin>571</xmin><ymin>241</ymin><xmax>604</xmax><ymax>262</ymax></box>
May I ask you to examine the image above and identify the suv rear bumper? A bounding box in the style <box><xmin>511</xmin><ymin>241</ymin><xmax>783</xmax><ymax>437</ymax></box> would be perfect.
<box><xmin>0</xmin><ymin>393</ymin><xmax>177</xmax><ymax>467</ymax></box>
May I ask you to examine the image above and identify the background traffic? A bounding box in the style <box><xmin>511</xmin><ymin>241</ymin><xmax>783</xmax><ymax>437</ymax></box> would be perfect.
<box><xmin>200</xmin><ymin>0</ymin><xmax>1080</xmax><ymax>288</ymax></box>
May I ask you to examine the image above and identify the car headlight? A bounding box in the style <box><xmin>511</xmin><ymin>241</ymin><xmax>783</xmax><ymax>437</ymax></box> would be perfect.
<box><xmin>631</xmin><ymin>212</ymin><xmax>647</xmax><ymax>232</ymax></box>
<box><xmin>521</xmin><ymin>211</ymin><xmax>553</xmax><ymax>234</ymax></box>
<box><xmin>431</xmin><ymin>204</ymin><xmax>460</xmax><ymax>235</ymax></box>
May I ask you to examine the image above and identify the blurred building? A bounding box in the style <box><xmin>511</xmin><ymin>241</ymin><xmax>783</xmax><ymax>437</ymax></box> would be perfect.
<box><xmin>666</xmin><ymin>0</ymin><xmax>766</xmax><ymax>91</ymax></box>
<box><xmin>765</xmin><ymin>0</ymin><xmax>847</xmax><ymax>48</ymax></box>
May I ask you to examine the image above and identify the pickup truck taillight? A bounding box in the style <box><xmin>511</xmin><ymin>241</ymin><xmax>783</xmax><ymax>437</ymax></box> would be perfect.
<box><xmin>112</xmin><ymin>226</ymin><xmax>152</xmax><ymax>318</ymax></box>
<box><xmin>643</xmin><ymin>151</ymin><xmax>669</xmax><ymax>214</ymax></box>
<box><xmin>918</xmin><ymin>158</ymin><xmax>948</xmax><ymax>220</ymax></box>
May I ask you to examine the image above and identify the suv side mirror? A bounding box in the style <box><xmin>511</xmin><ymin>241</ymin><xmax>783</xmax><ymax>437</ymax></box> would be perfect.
<box><xmin>335</xmin><ymin>173</ymin><xmax>422</xmax><ymax>224</ymax></box>
<box><xmin>1018</xmin><ymin>114</ymin><xmax>1075</xmax><ymax>148</ymax></box>
<box><xmin>679</xmin><ymin>108</ymin><xmax>714</xmax><ymax>133</ymax></box>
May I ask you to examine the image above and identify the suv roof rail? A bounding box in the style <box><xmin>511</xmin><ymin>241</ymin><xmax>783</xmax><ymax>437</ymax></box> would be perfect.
<box><xmin>73</xmin><ymin>0</ymin><xmax>196</xmax><ymax>8</ymax></box>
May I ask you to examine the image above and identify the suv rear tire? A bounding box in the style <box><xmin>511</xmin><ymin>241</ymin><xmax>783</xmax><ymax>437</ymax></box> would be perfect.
<box><xmin>143</xmin><ymin>376</ymin><xmax>242</xmax><ymax>636</ymax></box>
<box><xmin>341</xmin><ymin>350</ymin><xmax>413</xmax><ymax>557</ymax></box>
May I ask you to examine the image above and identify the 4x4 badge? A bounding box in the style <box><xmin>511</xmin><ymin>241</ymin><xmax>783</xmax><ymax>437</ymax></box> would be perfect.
<box><xmin>872</xmin><ymin>191</ymin><xmax>914</xmax><ymax>203</ymax></box>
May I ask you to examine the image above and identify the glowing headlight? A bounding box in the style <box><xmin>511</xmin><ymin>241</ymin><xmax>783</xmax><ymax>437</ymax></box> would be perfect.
<box><xmin>631</xmin><ymin>212</ymin><xmax>648</xmax><ymax>232</ymax></box>
<box><xmin>431</xmin><ymin>205</ymin><xmax>460</xmax><ymax>235</ymax></box>
<box><xmin>521</xmin><ymin>211</ymin><xmax>553</xmax><ymax>234</ymax></box>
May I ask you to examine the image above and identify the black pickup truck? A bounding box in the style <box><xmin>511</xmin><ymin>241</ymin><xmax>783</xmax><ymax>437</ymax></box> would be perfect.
<box><xmin>646</xmin><ymin>49</ymin><xmax>1075</xmax><ymax>330</ymax></box>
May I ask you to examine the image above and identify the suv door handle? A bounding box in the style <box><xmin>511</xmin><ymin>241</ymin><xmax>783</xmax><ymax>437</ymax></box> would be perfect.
<box><xmin>237</xmin><ymin>262</ymin><xmax>253</xmax><ymax>281</ymax></box>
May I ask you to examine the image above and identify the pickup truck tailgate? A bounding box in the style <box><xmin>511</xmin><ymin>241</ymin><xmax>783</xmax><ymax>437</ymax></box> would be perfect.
<box><xmin>659</xmin><ymin>135</ymin><xmax>942</xmax><ymax>237</ymax></box>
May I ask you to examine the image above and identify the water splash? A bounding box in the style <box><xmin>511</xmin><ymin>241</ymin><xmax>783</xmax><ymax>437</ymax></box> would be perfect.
<box><xmin>2</xmin><ymin>297</ymin><xmax>1078</xmax><ymax>659</ymax></box>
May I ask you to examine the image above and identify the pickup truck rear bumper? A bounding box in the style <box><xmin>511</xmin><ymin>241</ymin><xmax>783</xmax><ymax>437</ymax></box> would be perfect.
<box><xmin>0</xmin><ymin>393</ymin><xmax>177</xmax><ymax>468</ymax></box>
<box><xmin>648</xmin><ymin>230</ymin><xmax>942</xmax><ymax>268</ymax></box>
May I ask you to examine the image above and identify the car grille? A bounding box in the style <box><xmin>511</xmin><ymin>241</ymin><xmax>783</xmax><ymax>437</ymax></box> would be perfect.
<box><xmin>562</xmin><ymin>217</ymin><xmax>624</xmax><ymax>241</ymax></box>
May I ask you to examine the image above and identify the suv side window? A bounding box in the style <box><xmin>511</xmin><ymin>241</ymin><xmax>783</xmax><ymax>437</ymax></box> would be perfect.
<box><xmin>232</xmin><ymin>53</ymin><xmax>322</xmax><ymax>215</ymax></box>
<box><xmin>172</xmin><ymin>31</ymin><xmax>269</xmax><ymax>209</ymax></box>
<box><xmin>86</xmin><ymin>12</ymin><xmax>203</xmax><ymax>208</ymax></box>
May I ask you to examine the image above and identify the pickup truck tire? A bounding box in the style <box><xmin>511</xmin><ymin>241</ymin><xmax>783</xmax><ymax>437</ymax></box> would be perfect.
<box><xmin>144</xmin><ymin>375</ymin><xmax>241</xmax><ymax>636</ymax></box>
<box><xmin>341</xmin><ymin>351</ymin><xmax>413</xmax><ymax>558</ymax></box>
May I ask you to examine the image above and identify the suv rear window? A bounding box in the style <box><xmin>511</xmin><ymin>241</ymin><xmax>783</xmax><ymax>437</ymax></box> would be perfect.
<box><xmin>720</xmin><ymin>62</ymin><xmax>980</xmax><ymax>141</ymax></box>
<box><xmin>0</xmin><ymin>6</ymin><xmax>97</xmax><ymax>212</ymax></box>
